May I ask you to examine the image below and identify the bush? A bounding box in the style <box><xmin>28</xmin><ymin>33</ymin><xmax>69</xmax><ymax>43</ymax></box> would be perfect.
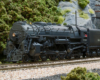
<box><xmin>61</xmin><ymin>67</ymin><xmax>100</xmax><ymax>80</ymax></box>
<box><xmin>78</xmin><ymin>0</ymin><xmax>89</xmax><ymax>9</ymax></box>
<box><xmin>57</xmin><ymin>16</ymin><xmax>65</xmax><ymax>24</ymax></box>
<box><xmin>63</xmin><ymin>23</ymin><xmax>67</xmax><ymax>25</ymax></box>
<box><xmin>0</xmin><ymin>61</ymin><xmax>2</xmax><ymax>64</ymax></box>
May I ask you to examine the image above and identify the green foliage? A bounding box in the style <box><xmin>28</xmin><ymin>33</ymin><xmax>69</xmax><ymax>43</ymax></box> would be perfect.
<box><xmin>17</xmin><ymin>61</ymin><xmax>23</xmax><ymax>63</ymax></box>
<box><xmin>19</xmin><ymin>61</ymin><xmax>23</xmax><ymax>63</ymax></box>
<box><xmin>0</xmin><ymin>42</ymin><xmax>6</xmax><ymax>49</ymax></box>
<box><xmin>79</xmin><ymin>13</ymin><xmax>89</xmax><ymax>19</ymax></box>
<box><xmin>63</xmin><ymin>23</ymin><xmax>67</xmax><ymax>25</ymax></box>
<box><xmin>61</xmin><ymin>9</ymin><xmax>71</xmax><ymax>15</ymax></box>
<box><xmin>61</xmin><ymin>67</ymin><xmax>100</xmax><ymax>80</ymax></box>
<box><xmin>17</xmin><ymin>61</ymin><xmax>19</xmax><ymax>63</ymax></box>
<box><xmin>55</xmin><ymin>0</ymin><xmax>70</xmax><ymax>3</ymax></box>
<box><xmin>57</xmin><ymin>16</ymin><xmax>65</xmax><ymax>24</ymax></box>
<box><xmin>89</xmin><ymin>9</ymin><xmax>95</xmax><ymax>14</ymax></box>
<box><xmin>70</xmin><ymin>1</ymin><xmax>73</xmax><ymax>3</ymax></box>
<box><xmin>0</xmin><ymin>61</ymin><xmax>2</xmax><ymax>64</ymax></box>
<box><xmin>78</xmin><ymin>0</ymin><xmax>89</xmax><ymax>9</ymax></box>
<box><xmin>78</xmin><ymin>9</ymin><xmax>89</xmax><ymax>19</ymax></box>
<box><xmin>47</xmin><ymin>59</ymin><xmax>50</xmax><ymax>61</ymax></box>
<box><xmin>86</xmin><ymin>72</ymin><xmax>100</xmax><ymax>80</ymax></box>
<box><xmin>10</xmin><ymin>62</ymin><xmax>13</xmax><ymax>63</ymax></box>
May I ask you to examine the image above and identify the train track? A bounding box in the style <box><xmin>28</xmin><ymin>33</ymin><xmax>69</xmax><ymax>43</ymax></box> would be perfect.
<box><xmin>0</xmin><ymin>57</ymin><xmax>100</xmax><ymax>71</ymax></box>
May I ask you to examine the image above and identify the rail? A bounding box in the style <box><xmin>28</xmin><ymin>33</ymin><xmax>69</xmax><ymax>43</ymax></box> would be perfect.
<box><xmin>0</xmin><ymin>57</ymin><xmax>100</xmax><ymax>71</ymax></box>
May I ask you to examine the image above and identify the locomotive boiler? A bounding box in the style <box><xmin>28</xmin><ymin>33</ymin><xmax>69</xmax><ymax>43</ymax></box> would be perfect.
<box><xmin>3</xmin><ymin>21</ymin><xmax>100</xmax><ymax>62</ymax></box>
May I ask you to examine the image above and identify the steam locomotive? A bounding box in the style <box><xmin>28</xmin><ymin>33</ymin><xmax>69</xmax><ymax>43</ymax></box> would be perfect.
<box><xmin>3</xmin><ymin>21</ymin><xmax>100</xmax><ymax>62</ymax></box>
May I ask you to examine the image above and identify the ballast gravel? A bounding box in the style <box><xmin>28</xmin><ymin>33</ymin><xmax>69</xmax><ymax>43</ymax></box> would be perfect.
<box><xmin>0</xmin><ymin>61</ymin><xmax>100</xmax><ymax>80</ymax></box>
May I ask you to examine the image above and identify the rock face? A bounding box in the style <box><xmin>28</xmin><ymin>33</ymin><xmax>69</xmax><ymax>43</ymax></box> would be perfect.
<box><xmin>91</xmin><ymin>0</ymin><xmax>100</xmax><ymax>29</ymax></box>
<box><xmin>58</xmin><ymin>0</ymin><xmax>96</xmax><ymax>29</ymax></box>
<box><xmin>95</xmin><ymin>0</ymin><xmax>100</xmax><ymax>17</ymax></box>
<box><xmin>89</xmin><ymin>0</ymin><xmax>95</xmax><ymax>10</ymax></box>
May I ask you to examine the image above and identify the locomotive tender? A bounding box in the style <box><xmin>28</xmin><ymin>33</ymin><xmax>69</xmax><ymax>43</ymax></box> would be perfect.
<box><xmin>4</xmin><ymin>21</ymin><xmax>100</xmax><ymax>62</ymax></box>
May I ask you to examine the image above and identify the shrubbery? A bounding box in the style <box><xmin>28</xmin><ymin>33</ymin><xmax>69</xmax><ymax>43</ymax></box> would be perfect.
<box><xmin>78</xmin><ymin>0</ymin><xmax>89</xmax><ymax>9</ymax></box>
<box><xmin>58</xmin><ymin>16</ymin><xmax>65</xmax><ymax>24</ymax></box>
<box><xmin>61</xmin><ymin>67</ymin><xmax>100</xmax><ymax>80</ymax></box>
<box><xmin>63</xmin><ymin>23</ymin><xmax>67</xmax><ymax>25</ymax></box>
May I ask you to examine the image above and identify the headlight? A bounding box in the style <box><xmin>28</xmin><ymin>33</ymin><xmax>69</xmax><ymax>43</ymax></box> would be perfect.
<box><xmin>12</xmin><ymin>33</ymin><xmax>16</xmax><ymax>37</ymax></box>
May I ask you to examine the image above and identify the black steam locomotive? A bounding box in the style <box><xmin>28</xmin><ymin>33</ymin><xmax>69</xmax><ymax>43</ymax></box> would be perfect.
<box><xmin>3</xmin><ymin>21</ymin><xmax>100</xmax><ymax>62</ymax></box>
